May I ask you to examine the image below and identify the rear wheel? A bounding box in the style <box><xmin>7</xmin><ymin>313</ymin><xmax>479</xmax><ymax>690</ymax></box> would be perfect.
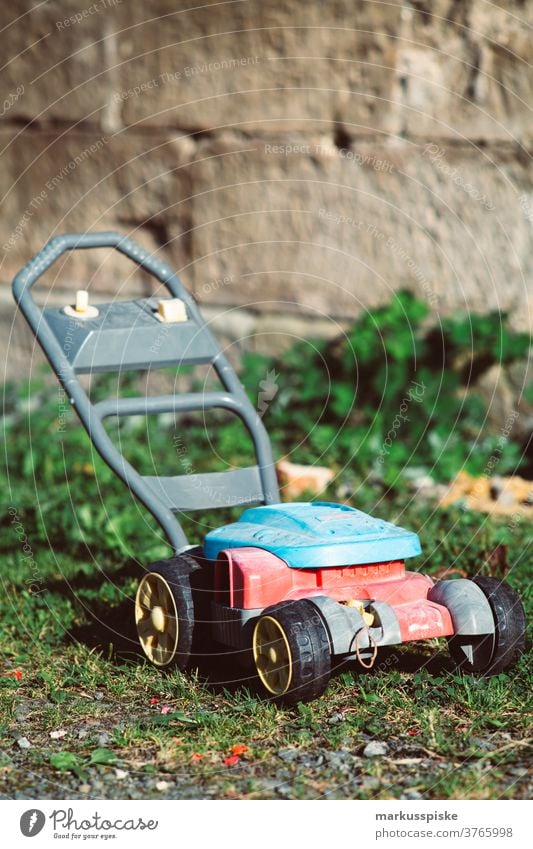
<box><xmin>252</xmin><ymin>599</ymin><xmax>331</xmax><ymax>705</ymax></box>
<box><xmin>135</xmin><ymin>555</ymin><xmax>198</xmax><ymax>670</ymax></box>
<box><xmin>448</xmin><ymin>576</ymin><xmax>526</xmax><ymax>675</ymax></box>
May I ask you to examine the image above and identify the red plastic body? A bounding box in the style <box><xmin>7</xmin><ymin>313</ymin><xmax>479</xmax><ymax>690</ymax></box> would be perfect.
<box><xmin>215</xmin><ymin>547</ymin><xmax>454</xmax><ymax>642</ymax></box>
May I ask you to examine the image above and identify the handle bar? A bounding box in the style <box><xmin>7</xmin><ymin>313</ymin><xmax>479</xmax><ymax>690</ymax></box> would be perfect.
<box><xmin>12</xmin><ymin>231</ymin><xmax>191</xmax><ymax>305</ymax></box>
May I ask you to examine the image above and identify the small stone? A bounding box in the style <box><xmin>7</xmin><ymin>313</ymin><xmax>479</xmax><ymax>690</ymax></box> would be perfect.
<box><xmin>78</xmin><ymin>784</ymin><xmax>91</xmax><ymax>794</ymax></box>
<box><xmin>299</xmin><ymin>753</ymin><xmax>324</xmax><ymax>768</ymax></box>
<box><xmin>495</xmin><ymin>489</ymin><xmax>516</xmax><ymax>507</ymax></box>
<box><xmin>114</xmin><ymin>768</ymin><xmax>128</xmax><ymax>780</ymax></box>
<box><xmin>470</xmin><ymin>737</ymin><xmax>491</xmax><ymax>751</ymax></box>
<box><xmin>412</xmin><ymin>474</ymin><xmax>436</xmax><ymax>492</ymax></box>
<box><xmin>276</xmin><ymin>782</ymin><xmax>292</xmax><ymax>798</ymax></box>
<box><xmin>509</xmin><ymin>767</ymin><xmax>528</xmax><ymax>778</ymax></box>
<box><xmin>277</xmin><ymin>748</ymin><xmax>299</xmax><ymax>763</ymax></box>
<box><xmin>336</xmin><ymin>483</ymin><xmax>352</xmax><ymax>499</ymax></box>
<box><xmin>17</xmin><ymin>737</ymin><xmax>31</xmax><ymax>750</ymax></box>
<box><xmin>155</xmin><ymin>780</ymin><xmax>169</xmax><ymax>791</ymax></box>
<box><xmin>50</xmin><ymin>729</ymin><xmax>67</xmax><ymax>739</ymax></box>
<box><xmin>325</xmin><ymin>750</ymin><xmax>352</xmax><ymax>769</ymax></box>
<box><xmin>327</xmin><ymin>711</ymin><xmax>345</xmax><ymax>725</ymax></box>
<box><xmin>77</xmin><ymin>730</ymin><xmax>88</xmax><ymax>739</ymax></box>
<box><xmin>257</xmin><ymin>778</ymin><xmax>280</xmax><ymax>793</ymax></box>
<box><xmin>276</xmin><ymin>459</ymin><xmax>334</xmax><ymax>499</ymax></box>
<box><xmin>360</xmin><ymin>777</ymin><xmax>380</xmax><ymax>791</ymax></box>
<box><xmin>97</xmin><ymin>732</ymin><xmax>110</xmax><ymax>746</ymax></box>
<box><xmin>363</xmin><ymin>741</ymin><xmax>388</xmax><ymax>758</ymax></box>
<box><xmin>403</xmin><ymin>790</ymin><xmax>423</xmax><ymax>800</ymax></box>
<box><xmin>14</xmin><ymin>700</ymin><xmax>36</xmax><ymax>723</ymax></box>
<box><xmin>94</xmin><ymin>691</ymin><xmax>104</xmax><ymax>701</ymax></box>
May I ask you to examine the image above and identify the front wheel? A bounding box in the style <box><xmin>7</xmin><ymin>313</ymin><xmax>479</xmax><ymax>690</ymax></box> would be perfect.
<box><xmin>252</xmin><ymin>599</ymin><xmax>331</xmax><ymax>705</ymax></box>
<box><xmin>448</xmin><ymin>576</ymin><xmax>526</xmax><ymax>675</ymax></box>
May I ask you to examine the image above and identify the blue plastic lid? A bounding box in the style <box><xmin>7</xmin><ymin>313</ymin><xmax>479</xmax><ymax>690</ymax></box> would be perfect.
<box><xmin>204</xmin><ymin>501</ymin><xmax>422</xmax><ymax>568</ymax></box>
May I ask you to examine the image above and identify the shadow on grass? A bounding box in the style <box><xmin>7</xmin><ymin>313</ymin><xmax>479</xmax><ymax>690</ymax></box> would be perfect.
<box><xmin>40</xmin><ymin>565</ymin><xmax>141</xmax><ymax>662</ymax></box>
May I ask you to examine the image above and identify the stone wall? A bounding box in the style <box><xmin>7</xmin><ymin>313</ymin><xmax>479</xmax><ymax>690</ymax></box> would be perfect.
<box><xmin>1</xmin><ymin>0</ymin><xmax>532</xmax><ymax>377</ymax></box>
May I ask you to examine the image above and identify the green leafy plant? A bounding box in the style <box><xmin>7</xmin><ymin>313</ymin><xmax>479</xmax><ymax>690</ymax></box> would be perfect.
<box><xmin>231</xmin><ymin>291</ymin><xmax>529</xmax><ymax>486</ymax></box>
<box><xmin>49</xmin><ymin>747</ymin><xmax>117</xmax><ymax>779</ymax></box>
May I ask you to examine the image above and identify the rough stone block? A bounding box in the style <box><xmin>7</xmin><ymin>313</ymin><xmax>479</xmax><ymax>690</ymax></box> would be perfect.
<box><xmin>395</xmin><ymin>1</ymin><xmax>533</xmax><ymax>143</ymax></box>
<box><xmin>184</xmin><ymin>134</ymin><xmax>533</xmax><ymax>326</ymax></box>
<box><xmin>0</xmin><ymin>127</ymin><xmax>192</xmax><ymax>290</ymax></box>
<box><xmin>0</xmin><ymin>0</ymin><xmax>114</xmax><ymax>127</ymax></box>
<box><xmin>113</xmin><ymin>0</ymin><xmax>402</xmax><ymax>135</ymax></box>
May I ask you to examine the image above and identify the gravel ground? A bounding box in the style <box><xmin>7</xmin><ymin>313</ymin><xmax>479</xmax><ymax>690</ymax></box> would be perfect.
<box><xmin>2</xmin><ymin>685</ymin><xmax>531</xmax><ymax>801</ymax></box>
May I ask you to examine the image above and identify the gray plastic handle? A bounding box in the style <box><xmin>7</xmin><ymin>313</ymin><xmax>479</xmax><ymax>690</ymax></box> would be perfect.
<box><xmin>11</xmin><ymin>231</ymin><xmax>280</xmax><ymax>553</ymax></box>
<box><xmin>12</xmin><ymin>231</ymin><xmax>192</xmax><ymax>305</ymax></box>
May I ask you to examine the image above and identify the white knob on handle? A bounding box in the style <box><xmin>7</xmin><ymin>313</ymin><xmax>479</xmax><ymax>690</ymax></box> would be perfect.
<box><xmin>63</xmin><ymin>289</ymin><xmax>99</xmax><ymax>319</ymax></box>
<box><xmin>75</xmin><ymin>290</ymin><xmax>89</xmax><ymax>313</ymax></box>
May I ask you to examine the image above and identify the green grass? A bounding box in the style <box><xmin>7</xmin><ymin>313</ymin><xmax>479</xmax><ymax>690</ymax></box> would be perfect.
<box><xmin>0</xmin><ymin>371</ymin><xmax>531</xmax><ymax>799</ymax></box>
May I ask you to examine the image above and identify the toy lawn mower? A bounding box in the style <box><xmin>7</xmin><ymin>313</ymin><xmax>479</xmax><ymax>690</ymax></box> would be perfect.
<box><xmin>13</xmin><ymin>233</ymin><xmax>527</xmax><ymax>704</ymax></box>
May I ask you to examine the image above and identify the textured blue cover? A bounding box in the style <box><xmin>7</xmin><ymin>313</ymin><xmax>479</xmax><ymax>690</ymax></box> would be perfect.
<box><xmin>204</xmin><ymin>501</ymin><xmax>422</xmax><ymax>568</ymax></box>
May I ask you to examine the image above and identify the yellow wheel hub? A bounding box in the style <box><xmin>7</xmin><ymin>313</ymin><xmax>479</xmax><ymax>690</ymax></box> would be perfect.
<box><xmin>135</xmin><ymin>573</ymin><xmax>179</xmax><ymax>667</ymax></box>
<box><xmin>253</xmin><ymin>615</ymin><xmax>292</xmax><ymax>696</ymax></box>
<box><xmin>151</xmin><ymin>606</ymin><xmax>166</xmax><ymax>633</ymax></box>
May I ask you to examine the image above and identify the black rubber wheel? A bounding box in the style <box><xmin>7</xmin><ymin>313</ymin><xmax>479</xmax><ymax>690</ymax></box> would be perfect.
<box><xmin>135</xmin><ymin>554</ymin><xmax>199</xmax><ymax>670</ymax></box>
<box><xmin>252</xmin><ymin>599</ymin><xmax>331</xmax><ymax>705</ymax></box>
<box><xmin>449</xmin><ymin>576</ymin><xmax>526</xmax><ymax>675</ymax></box>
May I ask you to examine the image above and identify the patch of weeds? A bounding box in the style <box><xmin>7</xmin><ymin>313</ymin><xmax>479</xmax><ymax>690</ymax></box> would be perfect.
<box><xmin>235</xmin><ymin>291</ymin><xmax>530</xmax><ymax>486</ymax></box>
